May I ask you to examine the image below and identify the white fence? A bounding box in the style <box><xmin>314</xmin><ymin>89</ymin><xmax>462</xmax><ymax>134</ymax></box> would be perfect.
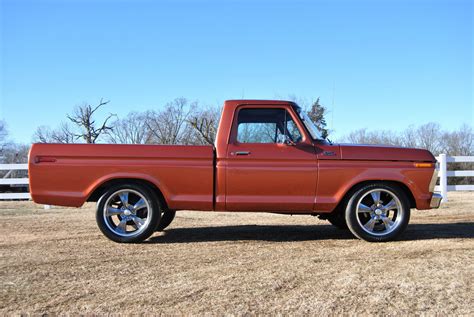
<box><xmin>0</xmin><ymin>163</ymin><xmax>30</xmax><ymax>200</ymax></box>
<box><xmin>434</xmin><ymin>154</ymin><xmax>474</xmax><ymax>202</ymax></box>
<box><xmin>0</xmin><ymin>155</ymin><xmax>473</xmax><ymax>202</ymax></box>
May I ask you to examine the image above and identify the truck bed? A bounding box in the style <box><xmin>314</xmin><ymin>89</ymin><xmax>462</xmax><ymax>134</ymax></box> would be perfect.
<box><xmin>29</xmin><ymin>143</ymin><xmax>215</xmax><ymax>210</ymax></box>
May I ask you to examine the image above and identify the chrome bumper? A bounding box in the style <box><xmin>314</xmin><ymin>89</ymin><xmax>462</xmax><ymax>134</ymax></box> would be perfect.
<box><xmin>430</xmin><ymin>193</ymin><xmax>443</xmax><ymax>209</ymax></box>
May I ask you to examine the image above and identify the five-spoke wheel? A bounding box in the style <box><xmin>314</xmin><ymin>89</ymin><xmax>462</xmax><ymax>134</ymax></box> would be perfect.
<box><xmin>345</xmin><ymin>183</ymin><xmax>410</xmax><ymax>242</ymax></box>
<box><xmin>96</xmin><ymin>183</ymin><xmax>162</xmax><ymax>243</ymax></box>
<box><xmin>103</xmin><ymin>189</ymin><xmax>151</xmax><ymax>237</ymax></box>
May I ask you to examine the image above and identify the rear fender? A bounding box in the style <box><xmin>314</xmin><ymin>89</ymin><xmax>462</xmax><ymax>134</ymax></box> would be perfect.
<box><xmin>85</xmin><ymin>172</ymin><xmax>171</xmax><ymax>207</ymax></box>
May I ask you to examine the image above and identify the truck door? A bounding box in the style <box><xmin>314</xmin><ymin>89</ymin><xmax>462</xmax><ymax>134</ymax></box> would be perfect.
<box><xmin>225</xmin><ymin>105</ymin><xmax>318</xmax><ymax>212</ymax></box>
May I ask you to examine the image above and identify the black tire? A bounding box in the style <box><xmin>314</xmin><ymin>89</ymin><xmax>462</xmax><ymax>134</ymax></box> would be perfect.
<box><xmin>155</xmin><ymin>210</ymin><xmax>176</xmax><ymax>231</ymax></box>
<box><xmin>96</xmin><ymin>183</ymin><xmax>162</xmax><ymax>243</ymax></box>
<box><xmin>326</xmin><ymin>210</ymin><xmax>348</xmax><ymax>230</ymax></box>
<box><xmin>345</xmin><ymin>183</ymin><xmax>410</xmax><ymax>242</ymax></box>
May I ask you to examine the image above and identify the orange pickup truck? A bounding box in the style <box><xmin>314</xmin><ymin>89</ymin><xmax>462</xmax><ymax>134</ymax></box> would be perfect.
<box><xmin>29</xmin><ymin>100</ymin><xmax>442</xmax><ymax>243</ymax></box>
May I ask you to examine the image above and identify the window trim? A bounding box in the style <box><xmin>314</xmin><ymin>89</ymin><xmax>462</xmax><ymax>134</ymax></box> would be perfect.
<box><xmin>237</xmin><ymin>121</ymin><xmax>280</xmax><ymax>144</ymax></box>
<box><xmin>229</xmin><ymin>105</ymin><xmax>309</xmax><ymax>145</ymax></box>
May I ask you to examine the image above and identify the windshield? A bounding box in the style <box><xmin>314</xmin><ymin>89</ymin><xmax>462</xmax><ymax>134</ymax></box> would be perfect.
<box><xmin>294</xmin><ymin>107</ymin><xmax>323</xmax><ymax>140</ymax></box>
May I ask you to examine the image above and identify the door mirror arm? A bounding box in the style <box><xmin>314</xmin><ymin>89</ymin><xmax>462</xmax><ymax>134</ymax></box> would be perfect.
<box><xmin>277</xmin><ymin>134</ymin><xmax>296</xmax><ymax>146</ymax></box>
<box><xmin>285</xmin><ymin>139</ymin><xmax>296</xmax><ymax>146</ymax></box>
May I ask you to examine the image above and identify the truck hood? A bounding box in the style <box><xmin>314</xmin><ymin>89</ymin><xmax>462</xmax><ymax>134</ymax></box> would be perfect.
<box><xmin>337</xmin><ymin>144</ymin><xmax>436</xmax><ymax>162</ymax></box>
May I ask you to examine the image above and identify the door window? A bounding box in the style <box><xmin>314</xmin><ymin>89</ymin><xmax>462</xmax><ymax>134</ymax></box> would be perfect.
<box><xmin>236</xmin><ymin>108</ymin><xmax>302</xmax><ymax>144</ymax></box>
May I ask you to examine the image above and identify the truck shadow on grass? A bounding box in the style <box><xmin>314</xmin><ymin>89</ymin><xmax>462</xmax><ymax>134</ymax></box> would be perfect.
<box><xmin>147</xmin><ymin>222</ymin><xmax>474</xmax><ymax>244</ymax></box>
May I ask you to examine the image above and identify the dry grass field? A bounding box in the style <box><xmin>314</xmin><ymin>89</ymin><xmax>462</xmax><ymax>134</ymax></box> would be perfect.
<box><xmin>1</xmin><ymin>192</ymin><xmax>473</xmax><ymax>315</ymax></box>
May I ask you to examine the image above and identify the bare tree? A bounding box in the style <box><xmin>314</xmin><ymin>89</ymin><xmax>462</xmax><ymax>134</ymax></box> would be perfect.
<box><xmin>416</xmin><ymin>122</ymin><xmax>442</xmax><ymax>154</ymax></box>
<box><xmin>0</xmin><ymin>120</ymin><xmax>7</xmax><ymax>145</ymax></box>
<box><xmin>343</xmin><ymin>122</ymin><xmax>473</xmax><ymax>155</ymax></box>
<box><xmin>440</xmin><ymin>124</ymin><xmax>474</xmax><ymax>156</ymax></box>
<box><xmin>34</xmin><ymin>122</ymin><xmax>76</xmax><ymax>143</ymax></box>
<box><xmin>1</xmin><ymin>143</ymin><xmax>30</xmax><ymax>164</ymax></box>
<box><xmin>67</xmin><ymin>99</ymin><xmax>115</xmax><ymax>143</ymax></box>
<box><xmin>187</xmin><ymin>106</ymin><xmax>221</xmax><ymax>145</ymax></box>
<box><xmin>0</xmin><ymin>121</ymin><xmax>9</xmax><ymax>163</ymax></box>
<box><xmin>0</xmin><ymin>122</ymin><xmax>29</xmax><ymax>169</ymax></box>
<box><xmin>106</xmin><ymin>112</ymin><xmax>152</xmax><ymax>144</ymax></box>
<box><xmin>346</xmin><ymin>128</ymin><xmax>401</xmax><ymax>145</ymax></box>
<box><xmin>0</xmin><ymin>121</ymin><xmax>9</xmax><ymax>156</ymax></box>
<box><xmin>346</xmin><ymin>128</ymin><xmax>406</xmax><ymax>147</ymax></box>
<box><xmin>400</xmin><ymin>125</ymin><xmax>418</xmax><ymax>148</ymax></box>
<box><xmin>105</xmin><ymin>100</ymin><xmax>221</xmax><ymax>145</ymax></box>
<box><xmin>346</xmin><ymin>128</ymin><xmax>369</xmax><ymax>144</ymax></box>
<box><xmin>33</xmin><ymin>126</ymin><xmax>50</xmax><ymax>143</ymax></box>
<box><xmin>33</xmin><ymin>126</ymin><xmax>53</xmax><ymax>143</ymax></box>
<box><xmin>146</xmin><ymin>98</ymin><xmax>194</xmax><ymax>144</ymax></box>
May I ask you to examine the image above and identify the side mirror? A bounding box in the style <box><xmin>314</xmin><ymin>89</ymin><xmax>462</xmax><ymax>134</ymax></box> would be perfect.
<box><xmin>276</xmin><ymin>134</ymin><xmax>296</xmax><ymax>146</ymax></box>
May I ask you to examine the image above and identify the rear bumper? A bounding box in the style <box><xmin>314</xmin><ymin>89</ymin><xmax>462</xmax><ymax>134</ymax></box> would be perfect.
<box><xmin>430</xmin><ymin>193</ymin><xmax>443</xmax><ymax>209</ymax></box>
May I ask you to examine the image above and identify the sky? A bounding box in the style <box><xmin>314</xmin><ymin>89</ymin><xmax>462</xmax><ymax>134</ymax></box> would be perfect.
<box><xmin>0</xmin><ymin>0</ymin><xmax>472</xmax><ymax>144</ymax></box>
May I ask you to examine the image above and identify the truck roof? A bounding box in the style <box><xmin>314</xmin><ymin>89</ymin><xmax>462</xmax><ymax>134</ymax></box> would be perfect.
<box><xmin>224</xmin><ymin>99</ymin><xmax>297</xmax><ymax>108</ymax></box>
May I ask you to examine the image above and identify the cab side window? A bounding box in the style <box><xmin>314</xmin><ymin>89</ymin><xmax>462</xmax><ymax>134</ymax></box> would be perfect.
<box><xmin>236</xmin><ymin>108</ymin><xmax>302</xmax><ymax>144</ymax></box>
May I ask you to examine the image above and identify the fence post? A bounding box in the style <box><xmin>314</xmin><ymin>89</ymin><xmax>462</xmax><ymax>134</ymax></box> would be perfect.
<box><xmin>439</xmin><ymin>153</ymin><xmax>448</xmax><ymax>202</ymax></box>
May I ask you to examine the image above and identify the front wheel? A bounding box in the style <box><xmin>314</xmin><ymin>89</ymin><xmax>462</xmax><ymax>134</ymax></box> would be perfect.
<box><xmin>345</xmin><ymin>183</ymin><xmax>410</xmax><ymax>242</ymax></box>
<box><xmin>96</xmin><ymin>183</ymin><xmax>162</xmax><ymax>243</ymax></box>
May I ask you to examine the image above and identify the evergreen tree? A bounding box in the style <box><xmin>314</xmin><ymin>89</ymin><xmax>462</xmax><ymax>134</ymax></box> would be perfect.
<box><xmin>307</xmin><ymin>98</ymin><xmax>329</xmax><ymax>139</ymax></box>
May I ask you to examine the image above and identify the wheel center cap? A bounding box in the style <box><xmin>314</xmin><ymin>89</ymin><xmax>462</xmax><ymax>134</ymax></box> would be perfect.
<box><xmin>375</xmin><ymin>209</ymin><xmax>383</xmax><ymax>215</ymax></box>
<box><xmin>123</xmin><ymin>209</ymin><xmax>132</xmax><ymax>216</ymax></box>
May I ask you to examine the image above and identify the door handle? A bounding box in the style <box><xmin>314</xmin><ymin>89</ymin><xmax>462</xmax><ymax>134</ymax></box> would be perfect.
<box><xmin>232</xmin><ymin>151</ymin><xmax>251</xmax><ymax>156</ymax></box>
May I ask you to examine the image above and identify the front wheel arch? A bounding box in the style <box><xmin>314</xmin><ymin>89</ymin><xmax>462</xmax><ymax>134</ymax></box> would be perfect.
<box><xmin>334</xmin><ymin>180</ymin><xmax>416</xmax><ymax>212</ymax></box>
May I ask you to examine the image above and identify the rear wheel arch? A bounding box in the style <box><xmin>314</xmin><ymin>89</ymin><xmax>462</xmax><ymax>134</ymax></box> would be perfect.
<box><xmin>87</xmin><ymin>178</ymin><xmax>169</xmax><ymax>209</ymax></box>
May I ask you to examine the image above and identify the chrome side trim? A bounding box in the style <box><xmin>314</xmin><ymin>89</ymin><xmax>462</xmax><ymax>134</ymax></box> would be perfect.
<box><xmin>430</xmin><ymin>193</ymin><xmax>443</xmax><ymax>209</ymax></box>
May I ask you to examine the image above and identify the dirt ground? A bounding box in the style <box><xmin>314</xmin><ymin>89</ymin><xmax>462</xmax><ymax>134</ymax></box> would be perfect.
<box><xmin>0</xmin><ymin>192</ymin><xmax>473</xmax><ymax>315</ymax></box>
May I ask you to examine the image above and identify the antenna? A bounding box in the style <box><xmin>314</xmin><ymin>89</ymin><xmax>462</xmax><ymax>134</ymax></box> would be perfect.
<box><xmin>331</xmin><ymin>80</ymin><xmax>335</xmax><ymax>130</ymax></box>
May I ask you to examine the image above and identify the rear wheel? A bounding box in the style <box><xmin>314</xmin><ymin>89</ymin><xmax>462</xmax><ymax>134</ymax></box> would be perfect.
<box><xmin>345</xmin><ymin>183</ymin><xmax>410</xmax><ymax>242</ymax></box>
<box><xmin>96</xmin><ymin>183</ymin><xmax>162</xmax><ymax>243</ymax></box>
<box><xmin>155</xmin><ymin>210</ymin><xmax>176</xmax><ymax>231</ymax></box>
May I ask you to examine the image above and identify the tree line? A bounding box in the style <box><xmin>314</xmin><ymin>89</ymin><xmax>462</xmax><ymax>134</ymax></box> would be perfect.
<box><xmin>33</xmin><ymin>98</ymin><xmax>223</xmax><ymax>146</ymax></box>
<box><xmin>1</xmin><ymin>97</ymin><xmax>472</xmax><ymax>164</ymax></box>
<box><xmin>32</xmin><ymin>97</ymin><xmax>330</xmax><ymax>146</ymax></box>
<box><xmin>341</xmin><ymin>123</ymin><xmax>473</xmax><ymax>186</ymax></box>
<box><xmin>343</xmin><ymin>123</ymin><xmax>473</xmax><ymax>157</ymax></box>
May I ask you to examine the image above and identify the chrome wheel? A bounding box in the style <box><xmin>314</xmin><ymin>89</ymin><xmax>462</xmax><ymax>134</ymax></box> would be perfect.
<box><xmin>355</xmin><ymin>189</ymin><xmax>403</xmax><ymax>236</ymax></box>
<box><xmin>102</xmin><ymin>189</ymin><xmax>152</xmax><ymax>237</ymax></box>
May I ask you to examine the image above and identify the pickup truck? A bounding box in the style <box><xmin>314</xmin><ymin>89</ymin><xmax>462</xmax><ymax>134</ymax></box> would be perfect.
<box><xmin>29</xmin><ymin>100</ymin><xmax>442</xmax><ymax>243</ymax></box>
